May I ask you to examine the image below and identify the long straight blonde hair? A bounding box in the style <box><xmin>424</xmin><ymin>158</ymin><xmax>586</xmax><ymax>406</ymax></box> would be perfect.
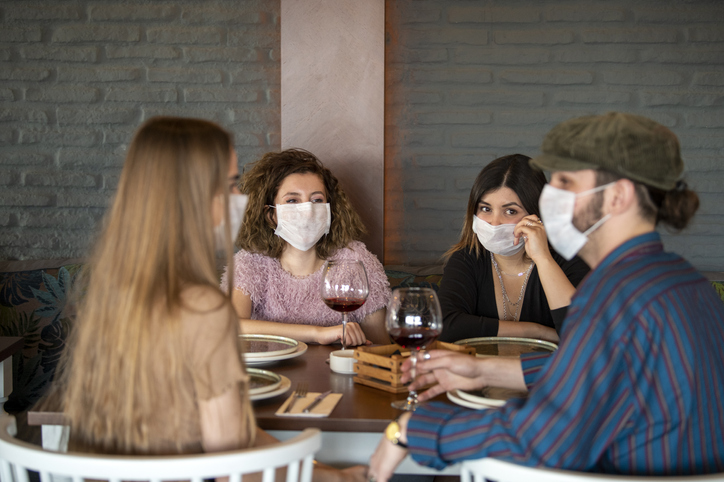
<box><xmin>57</xmin><ymin>117</ymin><xmax>255</xmax><ymax>454</ymax></box>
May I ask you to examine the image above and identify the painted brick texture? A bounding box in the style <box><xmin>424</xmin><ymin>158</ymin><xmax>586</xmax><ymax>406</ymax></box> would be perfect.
<box><xmin>384</xmin><ymin>0</ymin><xmax>724</xmax><ymax>271</ymax></box>
<box><xmin>2</xmin><ymin>0</ymin><xmax>724</xmax><ymax>273</ymax></box>
<box><xmin>0</xmin><ymin>0</ymin><xmax>280</xmax><ymax>260</ymax></box>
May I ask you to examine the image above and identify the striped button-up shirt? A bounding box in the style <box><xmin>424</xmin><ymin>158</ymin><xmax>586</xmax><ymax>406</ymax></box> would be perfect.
<box><xmin>407</xmin><ymin>232</ymin><xmax>724</xmax><ymax>475</ymax></box>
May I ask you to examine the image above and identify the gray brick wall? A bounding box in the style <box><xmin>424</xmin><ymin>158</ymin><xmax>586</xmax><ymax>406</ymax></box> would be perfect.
<box><xmin>385</xmin><ymin>0</ymin><xmax>724</xmax><ymax>271</ymax></box>
<box><xmin>0</xmin><ymin>0</ymin><xmax>280</xmax><ymax>260</ymax></box>
<box><xmin>2</xmin><ymin>0</ymin><xmax>724</xmax><ymax>272</ymax></box>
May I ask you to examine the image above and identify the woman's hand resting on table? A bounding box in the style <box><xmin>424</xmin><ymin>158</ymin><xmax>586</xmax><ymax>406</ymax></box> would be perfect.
<box><xmin>315</xmin><ymin>322</ymin><xmax>370</xmax><ymax>347</ymax></box>
<box><xmin>399</xmin><ymin>350</ymin><xmax>528</xmax><ymax>402</ymax></box>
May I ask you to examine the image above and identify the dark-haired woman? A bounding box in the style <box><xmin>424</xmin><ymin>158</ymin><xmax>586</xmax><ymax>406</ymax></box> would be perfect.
<box><xmin>438</xmin><ymin>154</ymin><xmax>589</xmax><ymax>344</ymax></box>
<box><xmin>221</xmin><ymin>149</ymin><xmax>390</xmax><ymax>347</ymax></box>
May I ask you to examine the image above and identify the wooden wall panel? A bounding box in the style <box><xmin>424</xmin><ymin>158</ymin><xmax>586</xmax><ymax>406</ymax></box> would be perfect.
<box><xmin>281</xmin><ymin>0</ymin><xmax>385</xmax><ymax>260</ymax></box>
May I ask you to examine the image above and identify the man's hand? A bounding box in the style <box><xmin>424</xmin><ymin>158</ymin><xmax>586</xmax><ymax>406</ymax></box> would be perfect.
<box><xmin>368</xmin><ymin>413</ymin><xmax>412</xmax><ymax>482</ymax></box>
<box><xmin>401</xmin><ymin>350</ymin><xmax>527</xmax><ymax>402</ymax></box>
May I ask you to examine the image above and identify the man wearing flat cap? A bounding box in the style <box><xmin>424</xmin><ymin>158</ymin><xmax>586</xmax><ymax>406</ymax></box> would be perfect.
<box><xmin>368</xmin><ymin>112</ymin><xmax>724</xmax><ymax>480</ymax></box>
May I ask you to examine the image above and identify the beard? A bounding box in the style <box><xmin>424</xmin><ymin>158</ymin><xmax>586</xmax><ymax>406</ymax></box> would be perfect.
<box><xmin>572</xmin><ymin>190</ymin><xmax>605</xmax><ymax>233</ymax></box>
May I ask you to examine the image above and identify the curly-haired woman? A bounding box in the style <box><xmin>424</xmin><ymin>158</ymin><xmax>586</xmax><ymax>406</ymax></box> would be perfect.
<box><xmin>222</xmin><ymin>149</ymin><xmax>390</xmax><ymax>347</ymax></box>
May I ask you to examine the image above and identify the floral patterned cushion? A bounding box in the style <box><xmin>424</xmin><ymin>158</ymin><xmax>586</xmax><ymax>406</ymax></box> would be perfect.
<box><xmin>0</xmin><ymin>261</ymin><xmax>82</xmax><ymax>411</ymax></box>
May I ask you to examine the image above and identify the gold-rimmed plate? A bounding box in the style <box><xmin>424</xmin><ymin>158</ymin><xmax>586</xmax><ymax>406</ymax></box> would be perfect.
<box><xmin>454</xmin><ymin>336</ymin><xmax>557</xmax><ymax>358</ymax></box>
<box><xmin>456</xmin><ymin>386</ymin><xmax>528</xmax><ymax>407</ymax></box>
<box><xmin>250</xmin><ymin>375</ymin><xmax>291</xmax><ymax>401</ymax></box>
<box><xmin>245</xmin><ymin>341</ymin><xmax>308</xmax><ymax>367</ymax></box>
<box><xmin>247</xmin><ymin>368</ymin><xmax>282</xmax><ymax>397</ymax></box>
<box><xmin>241</xmin><ymin>334</ymin><xmax>299</xmax><ymax>359</ymax></box>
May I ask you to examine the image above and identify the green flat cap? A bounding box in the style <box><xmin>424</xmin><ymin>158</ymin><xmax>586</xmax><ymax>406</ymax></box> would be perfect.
<box><xmin>530</xmin><ymin>112</ymin><xmax>683</xmax><ymax>190</ymax></box>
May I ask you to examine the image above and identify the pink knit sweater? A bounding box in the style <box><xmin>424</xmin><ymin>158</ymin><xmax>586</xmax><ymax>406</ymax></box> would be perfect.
<box><xmin>221</xmin><ymin>241</ymin><xmax>390</xmax><ymax>327</ymax></box>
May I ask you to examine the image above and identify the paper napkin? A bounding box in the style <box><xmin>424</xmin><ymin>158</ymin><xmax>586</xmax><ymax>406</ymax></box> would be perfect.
<box><xmin>275</xmin><ymin>392</ymin><xmax>342</xmax><ymax>417</ymax></box>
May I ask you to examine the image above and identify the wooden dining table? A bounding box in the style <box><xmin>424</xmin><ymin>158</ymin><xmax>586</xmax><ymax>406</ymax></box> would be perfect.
<box><xmin>28</xmin><ymin>343</ymin><xmax>461</xmax><ymax>476</ymax></box>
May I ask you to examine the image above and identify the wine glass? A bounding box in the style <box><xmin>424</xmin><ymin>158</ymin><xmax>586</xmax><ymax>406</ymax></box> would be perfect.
<box><xmin>321</xmin><ymin>260</ymin><xmax>369</xmax><ymax>349</ymax></box>
<box><xmin>386</xmin><ymin>287</ymin><xmax>443</xmax><ymax>411</ymax></box>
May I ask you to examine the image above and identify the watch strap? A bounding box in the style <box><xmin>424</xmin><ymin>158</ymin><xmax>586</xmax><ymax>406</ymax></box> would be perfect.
<box><xmin>385</xmin><ymin>419</ymin><xmax>408</xmax><ymax>449</ymax></box>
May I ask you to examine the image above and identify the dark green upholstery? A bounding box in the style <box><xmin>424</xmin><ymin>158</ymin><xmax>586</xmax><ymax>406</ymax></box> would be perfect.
<box><xmin>0</xmin><ymin>261</ymin><xmax>82</xmax><ymax>411</ymax></box>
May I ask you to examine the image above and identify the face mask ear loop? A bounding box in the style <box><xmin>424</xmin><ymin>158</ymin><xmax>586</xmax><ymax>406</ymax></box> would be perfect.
<box><xmin>576</xmin><ymin>182</ymin><xmax>615</xmax><ymax>237</ymax></box>
<box><xmin>265</xmin><ymin>204</ymin><xmax>277</xmax><ymax>229</ymax></box>
<box><xmin>581</xmin><ymin>213</ymin><xmax>611</xmax><ymax>237</ymax></box>
<box><xmin>577</xmin><ymin>181</ymin><xmax>617</xmax><ymax>199</ymax></box>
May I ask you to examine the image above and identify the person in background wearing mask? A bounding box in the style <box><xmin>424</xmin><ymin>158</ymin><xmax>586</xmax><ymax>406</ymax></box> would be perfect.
<box><xmin>438</xmin><ymin>154</ymin><xmax>589</xmax><ymax>344</ymax></box>
<box><xmin>222</xmin><ymin>149</ymin><xmax>390</xmax><ymax>346</ymax></box>
<box><xmin>367</xmin><ymin>112</ymin><xmax>724</xmax><ymax>480</ymax></box>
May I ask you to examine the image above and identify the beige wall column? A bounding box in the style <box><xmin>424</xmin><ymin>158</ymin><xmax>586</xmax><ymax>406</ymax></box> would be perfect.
<box><xmin>281</xmin><ymin>0</ymin><xmax>385</xmax><ymax>260</ymax></box>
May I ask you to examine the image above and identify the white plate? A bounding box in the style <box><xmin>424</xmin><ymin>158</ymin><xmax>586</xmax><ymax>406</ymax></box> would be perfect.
<box><xmin>455</xmin><ymin>387</ymin><xmax>526</xmax><ymax>407</ymax></box>
<box><xmin>241</xmin><ymin>334</ymin><xmax>299</xmax><ymax>358</ymax></box>
<box><xmin>247</xmin><ymin>368</ymin><xmax>282</xmax><ymax>396</ymax></box>
<box><xmin>250</xmin><ymin>375</ymin><xmax>291</xmax><ymax>401</ymax></box>
<box><xmin>245</xmin><ymin>341</ymin><xmax>308</xmax><ymax>367</ymax></box>
<box><xmin>447</xmin><ymin>390</ymin><xmax>492</xmax><ymax>410</ymax></box>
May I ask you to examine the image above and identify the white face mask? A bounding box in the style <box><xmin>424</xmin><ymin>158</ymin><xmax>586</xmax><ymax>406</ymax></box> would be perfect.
<box><xmin>472</xmin><ymin>216</ymin><xmax>525</xmax><ymax>256</ymax></box>
<box><xmin>273</xmin><ymin>202</ymin><xmax>331</xmax><ymax>252</ymax></box>
<box><xmin>215</xmin><ymin>193</ymin><xmax>248</xmax><ymax>252</ymax></box>
<box><xmin>538</xmin><ymin>183</ymin><xmax>614</xmax><ymax>261</ymax></box>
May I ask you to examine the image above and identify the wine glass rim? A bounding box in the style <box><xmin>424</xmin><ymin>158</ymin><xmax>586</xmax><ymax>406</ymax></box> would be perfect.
<box><xmin>393</xmin><ymin>286</ymin><xmax>434</xmax><ymax>292</ymax></box>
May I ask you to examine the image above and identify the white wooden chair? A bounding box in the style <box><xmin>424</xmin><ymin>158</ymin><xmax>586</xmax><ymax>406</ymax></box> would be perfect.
<box><xmin>461</xmin><ymin>457</ymin><xmax>724</xmax><ymax>482</ymax></box>
<box><xmin>0</xmin><ymin>415</ymin><xmax>320</xmax><ymax>482</ymax></box>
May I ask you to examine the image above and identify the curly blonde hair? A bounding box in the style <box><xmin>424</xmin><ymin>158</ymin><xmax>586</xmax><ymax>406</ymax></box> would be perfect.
<box><xmin>236</xmin><ymin>149</ymin><xmax>366</xmax><ymax>259</ymax></box>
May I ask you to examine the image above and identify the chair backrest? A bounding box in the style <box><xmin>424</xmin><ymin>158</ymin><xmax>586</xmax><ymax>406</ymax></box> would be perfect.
<box><xmin>0</xmin><ymin>415</ymin><xmax>320</xmax><ymax>482</ymax></box>
<box><xmin>461</xmin><ymin>458</ymin><xmax>724</xmax><ymax>482</ymax></box>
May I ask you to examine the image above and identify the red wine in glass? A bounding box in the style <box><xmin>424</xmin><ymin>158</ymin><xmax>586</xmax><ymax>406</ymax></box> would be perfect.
<box><xmin>323</xmin><ymin>297</ymin><xmax>367</xmax><ymax>313</ymax></box>
<box><xmin>388</xmin><ymin>327</ymin><xmax>440</xmax><ymax>350</ymax></box>
<box><xmin>321</xmin><ymin>260</ymin><xmax>369</xmax><ymax>349</ymax></box>
<box><xmin>386</xmin><ymin>287</ymin><xmax>443</xmax><ymax>411</ymax></box>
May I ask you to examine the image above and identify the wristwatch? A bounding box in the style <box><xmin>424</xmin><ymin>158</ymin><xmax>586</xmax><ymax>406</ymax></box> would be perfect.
<box><xmin>385</xmin><ymin>418</ymin><xmax>408</xmax><ymax>449</ymax></box>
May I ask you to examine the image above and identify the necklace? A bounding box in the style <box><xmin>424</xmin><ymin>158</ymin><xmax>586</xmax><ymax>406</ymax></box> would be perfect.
<box><xmin>491</xmin><ymin>253</ymin><xmax>533</xmax><ymax>321</ymax></box>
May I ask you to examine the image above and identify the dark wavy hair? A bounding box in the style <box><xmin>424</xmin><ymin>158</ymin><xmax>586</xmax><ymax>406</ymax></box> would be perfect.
<box><xmin>445</xmin><ymin>154</ymin><xmax>546</xmax><ymax>259</ymax></box>
<box><xmin>235</xmin><ymin>148</ymin><xmax>366</xmax><ymax>259</ymax></box>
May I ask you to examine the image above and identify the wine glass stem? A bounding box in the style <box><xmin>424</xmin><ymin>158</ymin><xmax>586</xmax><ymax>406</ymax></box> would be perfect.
<box><xmin>341</xmin><ymin>313</ymin><xmax>348</xmax><ymax>350</ymax></box>
<box><xmin>408</xmin><ymin>352</ymin><xmax>418</xmax><ymax>404</ymax></box>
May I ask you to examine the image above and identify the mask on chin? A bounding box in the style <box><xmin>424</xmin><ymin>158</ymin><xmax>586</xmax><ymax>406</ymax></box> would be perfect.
<box><xmin>538</xmin><ymin>183</ymin><xmax>613</xmax><ymax>261</ymax></box>
<box><xmin>273</xmin><ymin>202</ymin><xmax>331</xmax><ymax>252</ymax></box>
<box><xmin>214</xmin><ymin>193</ymin><xmax>248</xmax><ymax>252</ymax></box>
<box><xmin>472</xmin><ymin>216</ymin><xmax>525</xmax><ymax>256</ymax></box>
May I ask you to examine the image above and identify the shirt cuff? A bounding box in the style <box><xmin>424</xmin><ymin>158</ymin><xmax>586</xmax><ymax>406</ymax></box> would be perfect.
<box><xmin>406</xmin><ymin>402</ymin><xmax>466</xmax><ymax>470</ymax></box>
<box><xmin>520</xmin><ymin>352</ymin><xmax>551</xmax><ymax>389</ymax></box>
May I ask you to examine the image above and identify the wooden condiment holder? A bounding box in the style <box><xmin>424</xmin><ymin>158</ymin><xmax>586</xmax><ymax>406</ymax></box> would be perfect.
<box><xmin>353</xmin><ymin>341</ymin><xmax>475</xmax><ymax>393</ymax></box>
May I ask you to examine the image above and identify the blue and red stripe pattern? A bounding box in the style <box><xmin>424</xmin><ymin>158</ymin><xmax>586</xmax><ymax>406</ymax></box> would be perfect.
<box><xmin>407</xmin><ymin>232</ymin><xmax>724</xmax><ymax>475</ymax></box>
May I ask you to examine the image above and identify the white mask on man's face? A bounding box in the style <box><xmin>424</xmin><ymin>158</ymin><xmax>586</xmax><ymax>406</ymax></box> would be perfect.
<box><xmin>472</xmin><ymin>216</ymin><xmax>525</xmax><ymax>256</ymax></box>
<box><xmin>273</xmin><ymin>202</ymin><xmax>331</xmax><ymax>252</ymax></box>
<box><xmin>215</xmin><ymin>194</ymin><xmax>248</xmax><ymax>252</ymax></box>
<box><xmin>538</xmin><ymin>183</ymin><xmax>614</xmax><ymax>260</ymax></box>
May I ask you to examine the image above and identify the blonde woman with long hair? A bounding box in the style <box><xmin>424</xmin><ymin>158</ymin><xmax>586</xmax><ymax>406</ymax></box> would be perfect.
<box><xmin>50</xmin><ymin>118</ymin><xmax>368</xmax><ymax>481</ymax></box>
<box><xmin>54</xmin><ymin>117</ymin><xmax>255</xmax><ymax>455</ymax></box>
